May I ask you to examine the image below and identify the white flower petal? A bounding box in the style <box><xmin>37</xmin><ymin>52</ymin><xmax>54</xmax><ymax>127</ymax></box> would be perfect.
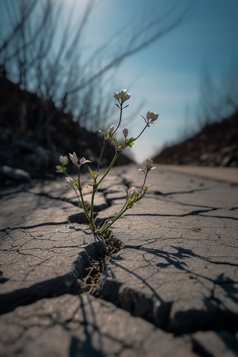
<box><xmin>80</xmin><ymin>157</ymin><xmax>91</xmax><ymax>165</ymax></box>
<box><xmin>69</xmin><ymin>152</ymin><xmax>78</xmax><ymax>164</ymax></box>
<box><xmin>124</xmin><ymin>93</ymin><xmax>130</xmax><ymax>101</ymax></box>
<box><xmin>120</xmin><ymin>89</ymin><xmax>126</xmax><ymax>102</ymax></box>
<box><xmin>113</xmin><ymin>91</ymin><xmax>120</xmax><ymax>100</ymax></box>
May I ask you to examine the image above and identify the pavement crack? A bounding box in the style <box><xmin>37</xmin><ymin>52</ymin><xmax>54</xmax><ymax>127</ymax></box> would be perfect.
<box><xmin>153</xmin><ymin>188</ymin><xmax>209</xmax><ymax>196</ymax></box>
<box><xmin>0</xmin><ymin>241</ymin><xmax>107</xmax><ymax>315</ymax></box>
<box><xmin>119</xmin><ymin>173</ymin><xmax>133</xmax><ymax>189</ymax></box>
<box><xmin>200</xmin><ymin>214</ymin><xmax>238</xmax><ymax>221</ymax></box>
<box><xmin>149</xmin><ymin>195</ymin><xmax>218</xmax><ymax>209</ymax></box>
<box><xmin>0</xmin><ymin>189</ymin><xmax>28</xmax><ymax>199</ymax></box>
<box><xmin>125</xmin><ymin>208</ymin><xmax>217</xmax><ymax>218</ymax></box>
<box><xmin>0</xmin><ymin>221</ymin><xmax>69</xmax><ymax>232</ymax></box>
<box><xmin>98</xmin><ymin>243</ymin><xmax>238</xmax><ymax>336</ymax></box>
<box><xmin>28</xmin><ymin>191</ymin><xmax>79</xmax><ymax>207</ymax></box>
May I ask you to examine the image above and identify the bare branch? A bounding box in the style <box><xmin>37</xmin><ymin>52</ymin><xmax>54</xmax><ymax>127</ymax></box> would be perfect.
<box><xmin>0</xmin><ymin>0</ymin><xmax>38</xmax><ymax>53</ymax></box>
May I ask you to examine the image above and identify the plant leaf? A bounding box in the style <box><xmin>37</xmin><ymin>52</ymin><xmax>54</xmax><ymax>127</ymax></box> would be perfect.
<box><xmin>88</xmin><ymin>166</ymin><xmax>99</xmax><ymax>179</ymax></box>
<box><xmin>113</xmin><ymin>137</ymin><xmax>121</xmax><ymax>151</ymax></box>
<box><xmin>56</xmin><ymin>165</ymin><xmax>64</xmax><ymax>173</ymax></box>
<box><xmin>82</xmin><ymin>183</ymin><xmax>93</xmax><ymax>188</ymax></box>
<box><xmin>125</xmin><ymin>137</ymin><xmax>136</xmax><ymax>148</ymax></box>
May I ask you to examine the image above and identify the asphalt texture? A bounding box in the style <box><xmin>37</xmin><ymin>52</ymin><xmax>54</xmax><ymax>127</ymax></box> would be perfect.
<box><xmin>0</xmin><ymin>164</ymin><xmax>238</xmax><ymax>357</ymax></box>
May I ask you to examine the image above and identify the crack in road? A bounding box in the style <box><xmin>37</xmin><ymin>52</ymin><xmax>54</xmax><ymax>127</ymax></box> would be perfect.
<box><xmin>153</xmin><ymin>188</ymin><xmax>209</xmax><ymax>196</ymax></box>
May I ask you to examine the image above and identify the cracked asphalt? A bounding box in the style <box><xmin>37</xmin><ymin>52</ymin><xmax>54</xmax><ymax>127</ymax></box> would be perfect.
<box><xmin>0</xmin><ymin>164</ymin><xmax>238</xmax><ymax>356</ymax></box>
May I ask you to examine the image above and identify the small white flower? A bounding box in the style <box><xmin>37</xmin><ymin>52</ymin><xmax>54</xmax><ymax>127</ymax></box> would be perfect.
<box><xmin>113</xmin><ymin>89</ymin><xmax>131</xmax><ymax>104</ymax></box>
<box><xmin>108</xmin><ymin>125</ymin><xmax>114</xmax><ymax>136</ymax></box>
<box><xmin>146</xmin><ymin>111</ymin><xmax>159</xmax><ymax>124</ymax></box>
<box><xmin>59</xmin><ymin>155</ymin><xmax>68</xmax><ymax>165</ymax></box>
<box><xmin>122</xmin><ymin>128</ymin><xmax>128</xmax><ymax>138</ymax></box>
<box><xmin>69</xmin><ymin>152</ymin><xmax>78</xmax><ymax>164</ymax></box>
<box><xmin>80</xmin><ymin>157</ymin><xmax>91</xmax><ymax>165</ymax></box>
<box><xmin>139</xmin><ymin>158</ymin><xmax>156</xmax><ymax>173</ymax></box>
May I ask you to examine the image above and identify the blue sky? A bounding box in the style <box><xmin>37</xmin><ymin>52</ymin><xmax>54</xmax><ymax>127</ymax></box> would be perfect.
<box><xmin>1</xmin><ymin>0</ymin><xmax>238</xmax><ymax>163</ymax></box>
<box><xmin>61</xmin><ymin>0</ymin><xmax>238</xmax><ymax>162</ymax></box>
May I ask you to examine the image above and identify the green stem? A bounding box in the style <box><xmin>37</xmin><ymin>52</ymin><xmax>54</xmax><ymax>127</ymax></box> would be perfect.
<box><xmin>134</xmin><ymin>123</ymin><xmax>149</xmax><ymax>141</ymax></box>
<box><xmin>90</xmin><ymin>182</ymin><xmax>97</xmax><ymax>222</ymax></box>
<box><xmin>72</xmin><ymin>185</ymin><xmax>82</xmax><ymax>209</ymax></box>
<box><xmin>91</xmin><ymin>140</ymin><xmax>110</xmax><ymax>223</ymax></box>
<box><xmin>79</xmin><ymin>188</ymin><xmax>95</xmax><ymax>229</ymax></box>
<box><xmin>113</xmin><ymin>104</ymin><xmax>123</xmax><ymax>134</ymax></box>
<box><xmin>77</xmin><ymin>164</ymin><xmax>91</xmax><ymax>223</ymax></box>
<box><xmin>97</xmin><ymin>153</ymin><xmax>119</xmax><ymax>186</ymax></box>
<box><xmin>100</xmin><ymin>207</ymin><xmax>128</xmax><ymax>234</ymax></box>
<box><xmin>141</xmin><ymin>172</ymin><xmax>148</xmax><ymax>191</ymax></box>
<box><xmin>97</xmin><ymin>139</ymin><xmax>109</xmax><ymax>172</ymax></box>
<box><xmin>77</xmin><ymin>165</ymin><xmax>81</xmax><ymax>188</ymax></box>
<box><xmin>61</xmin><ymin>167</ymin><xmax>81</xmax><ymax>208</ymax></box>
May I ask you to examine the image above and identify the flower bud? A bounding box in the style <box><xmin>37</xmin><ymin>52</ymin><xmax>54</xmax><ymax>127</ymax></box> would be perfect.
<box><xmin>69</xmin><ymin>152</ymin><xmax>78</xmax><ymax>164</ymax></box>
<box><xmin>145</xmin><ymin>158</ymin><xmax>153</xmax><ymax>169</ymax></box>
<box><xmin>146</xmin><ymin>111</ymin><xmax>159</xmax><ymax>123</ymax></box>
<box><xmin>108</xmin><ymin>125</ymin><xmax>114</xmax><ymax>136</ymax></box>
<box><xmin>113</xmin><ymin>92</ymin><xmax>120</xmax><ymax>100</ymax></box>
<box><xmin>113</xmin><ymin>89</ymin><xmax>131</xmax><ymax>104</ymax></box>
<box><xmin>120</xmin><ymin>89</ymin><xmax>127</xmax><ymax>102</ymax></box>
<box><xmin>120</xmin><ymin>89</ymin><xmax>130</xmax><ymax>103</ymax></box>
<box><xmin>122</xmin><ymin>128</ymin><xmax>128</xmax><ymax>138</ymax></box>
<box><xmin>59</xmin><ymin>155</ymin><xmax>68</xmax><ymax>165</ymax></box>
<box><xmin>139</xmin><ymin>158</ymin><xmax>156</xmax><ymax>173</ymax></box>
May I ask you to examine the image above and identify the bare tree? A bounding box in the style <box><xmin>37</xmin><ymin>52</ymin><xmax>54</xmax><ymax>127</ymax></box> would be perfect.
<box><xmin>0</xmin><ymin>0</ymin><xmax>192</xmax><ymax>140</ymax></box>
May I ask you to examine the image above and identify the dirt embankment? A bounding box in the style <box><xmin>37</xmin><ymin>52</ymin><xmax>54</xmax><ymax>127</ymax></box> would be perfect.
<box><xmin>0</xmin><ymin>77</ymin><xmax>133</xmax><ymax>180</ymax></box>
<box><xmin>153</xmin><ymin>111</ymin><xmax>238</xmax><ymax>167</ymax></box>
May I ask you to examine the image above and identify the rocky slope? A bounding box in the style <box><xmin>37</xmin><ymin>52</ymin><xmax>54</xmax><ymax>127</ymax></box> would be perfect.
<box><xmin>153</xmin><ymin>111</ymin><xmax>238</xmax><ymax>167</ymax></box>
<box><xmin>0</xmin><ymin>77</ymin><xmax>133</xmax><ymax>181</ymax></box>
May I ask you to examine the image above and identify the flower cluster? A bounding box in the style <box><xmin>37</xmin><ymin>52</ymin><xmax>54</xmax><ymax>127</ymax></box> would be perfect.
<box><xmin>142</xmin><ymin>111</ymin><xmax>159</xmax><ymax>126</ymax></box>
<box><xmin>113</xmin><ymin>89</ymin><xmax>131</xmax><ymax>104</ymax></box>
